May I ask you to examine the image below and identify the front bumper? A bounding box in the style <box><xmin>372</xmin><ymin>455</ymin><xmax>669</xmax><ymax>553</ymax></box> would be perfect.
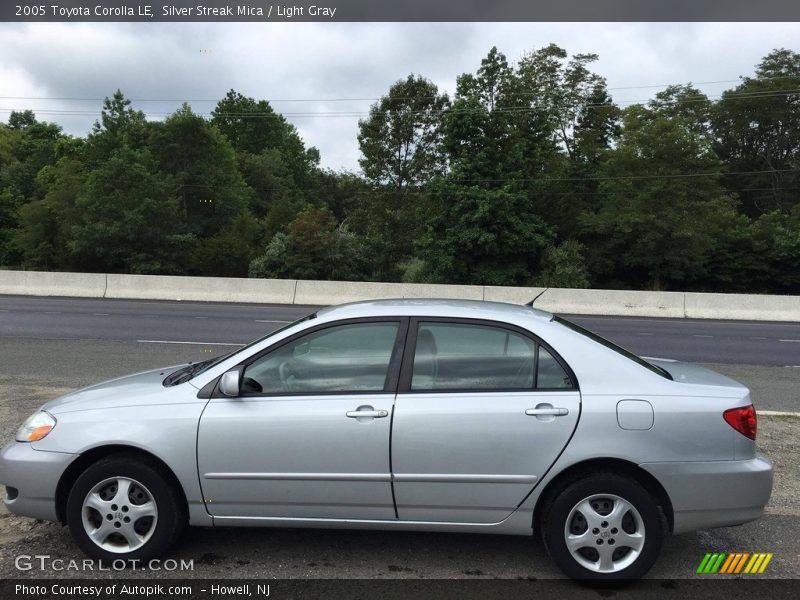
<box><xmin>0</xmin><ymin>442</ymin><xmax>76</xmax><ymax>522</ymax></box>
<box><xmin>641</xmin><ymin>454</ymin><xmax>773</xmax><ymax>534</ymax></box>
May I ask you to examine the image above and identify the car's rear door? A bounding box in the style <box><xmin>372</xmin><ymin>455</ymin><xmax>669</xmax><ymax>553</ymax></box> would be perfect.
<box><xmin>197</xmin><ymin>317</ymin><xmax>406</xmax><ymax>521</ymax></box>
<box><xmin>391</xmin><ymin>318</ymin><xmax>581</xmax><ymax>523</ymax></box>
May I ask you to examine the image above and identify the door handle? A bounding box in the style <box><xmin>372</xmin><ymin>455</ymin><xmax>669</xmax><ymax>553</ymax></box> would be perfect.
<box><xmin>346</xmin><ymin>409</ymin><xmax>389</xmax><ymax>419</ymax></box>
<box><xmin>525</xmin><ymin>407</ymin><xmax>569</xmax><ymax>417</ymax></box>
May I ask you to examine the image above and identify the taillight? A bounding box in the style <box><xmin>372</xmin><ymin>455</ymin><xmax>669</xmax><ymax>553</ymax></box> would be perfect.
<box><xmin>723</xmin><ymin>405</ymin><xmax>757</xmax><ymax>440</ymax></box>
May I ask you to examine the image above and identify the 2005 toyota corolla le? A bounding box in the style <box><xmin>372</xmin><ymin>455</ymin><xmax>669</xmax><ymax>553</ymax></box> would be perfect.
<box><xmin>0</xmin><ymin>300</ymin><xmax>772</xmax><ymax>581</ymax></box>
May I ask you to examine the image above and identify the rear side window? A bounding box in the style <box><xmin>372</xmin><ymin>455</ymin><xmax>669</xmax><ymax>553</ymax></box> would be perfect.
<box><xmin>409</xmin><ymin>322</ymin><xmax>572</xmax><ymax>392</ymax></box>
<box><xmin>537</xmin><ymin>347</ymin><xmax>572</xmax><ymax>389</ymax></box>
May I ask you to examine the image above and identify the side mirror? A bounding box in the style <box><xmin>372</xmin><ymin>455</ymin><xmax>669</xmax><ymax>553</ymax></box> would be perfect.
<box><xmin>219</xmin><ymin>369</ymin><xmax>241</xmax><ymax>397</ymax></box>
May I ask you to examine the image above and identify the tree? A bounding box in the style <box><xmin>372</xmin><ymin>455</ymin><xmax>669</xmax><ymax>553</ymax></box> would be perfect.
<box><xmin>443</xmin><ymin>47</ymin><xmax>524</xmax><ymax>181</ymax></box>
<box><xmin>713</xmin><ymin>49</ymin><xmax>800</xmax><ymax>215</ymax></box>
<box><xmin>358</xmin><ymin>75</ymin><xmax>449</xmax><ymax>189</ymax></box>
<box><xmin>249</xmin><ymin>207</ymin><xmax>367</xmax><ymax>281</ymax></box>
<box><xmin>580</xmin><ymin>91</ymin><xmax>739</xmax><ymax>290</ymax></box>
<box><xmin>355</xmin><ymin>75</ymin><xmax>449</xmax><ymax>279</ymax></box>
<box><xmin>152</xmin><ymin>104</ymin><xmax>251</xmax><ymax>241</ymax></box>
<box><xmin>190</xmin><ymin>212</ymin><xmax>262</xmax><ymax>278</ymax></box>
<box><xmin>85</xmin><ymin>90</ymin><xmax>150</xmax><ymax>162</ymax></box>
<box><xmin>415</xmin><ymin>181</ymin><xmax>553</xmax><ymax>285</ymax></box>
<box><xmin>69</xmin><ymin>148</ymin><xmax>190</xmax><ymax>274</ymax></box>
<box><xmin>537</xmin><ymin>240</ymin><xmax>590</xmax><ymax>288</ymax></box>
<box><xmin>211</xmin><ymin>90</ymin><xmax>321</xmax><ymax>230</ymax></box>
<box><xmin>15</xmin><ymin>158</ymin><xmax>85</xmax><ymax>270</ymax></box>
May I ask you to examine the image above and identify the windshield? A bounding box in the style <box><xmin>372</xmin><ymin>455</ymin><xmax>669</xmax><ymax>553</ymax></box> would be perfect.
<box><xmin>554</xmin><ymin>316</ymin><xmax>673</xmax><ymax>380</ymax></box>
<box><xmin>162</xmin><ymin>312</ymin><xmax>316</xmax><ymax>386</ymax></box>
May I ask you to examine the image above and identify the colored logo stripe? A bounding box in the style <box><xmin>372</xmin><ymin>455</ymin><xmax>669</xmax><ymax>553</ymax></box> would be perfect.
<box><xmin>699</xmin><ymin>552</ymin><xmax>773</xmax><ymax>574</ymax></box>
<box><xmin>697</xmin><ymin>553</ymin><xmax>727</xmax><ymax>573</ymax></box>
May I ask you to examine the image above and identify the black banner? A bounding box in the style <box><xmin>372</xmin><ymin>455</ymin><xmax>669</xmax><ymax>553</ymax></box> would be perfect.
<box><xmin>4</xmin><ymin>0</ymin><xmax>800</xmax><ymax>23</ymax></box>
<box><xmin>2</xmin><ymin>579</ymin><xmax>799</xmax><ymax>600</ymax></box>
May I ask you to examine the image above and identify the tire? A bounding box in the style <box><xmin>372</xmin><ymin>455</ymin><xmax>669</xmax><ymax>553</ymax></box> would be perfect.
<box><xmin>542</xmin><ymin>472</ymin><xmax>664</xmax><ymax>583</ymax></box>
<box><xmin>66</xmin><ymin>453</ymin><xmax>186</xmax><ymax>563</ymax></box>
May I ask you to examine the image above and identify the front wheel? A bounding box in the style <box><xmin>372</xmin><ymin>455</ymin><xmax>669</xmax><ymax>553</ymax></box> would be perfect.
<box><xmin>66</xmin><ymin>454</ymin><xmax>185</xmax><ymax>562</ymax></box>
<box><xmin>542</xmin><ymin>473</ymin><xmax>665</xmax><ymax>582</ymax></box>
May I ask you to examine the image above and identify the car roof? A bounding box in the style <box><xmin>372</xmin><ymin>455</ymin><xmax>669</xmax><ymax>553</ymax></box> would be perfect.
<box><xmin>315</xmin><ymin>298</ymin><xmax>554</xmax><ymax>323</ymax></box>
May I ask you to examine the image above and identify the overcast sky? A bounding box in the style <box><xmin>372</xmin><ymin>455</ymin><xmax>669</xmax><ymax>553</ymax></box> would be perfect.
<box><xmin>1</xmin><ymin>22</ymin><xmax>799</xmax><ymax>171</ymax></box>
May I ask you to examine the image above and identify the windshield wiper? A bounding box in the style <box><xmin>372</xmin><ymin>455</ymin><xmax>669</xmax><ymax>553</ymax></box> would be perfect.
<box><xmin>162</xmin><ymin>359</ymin><xmax>214</xmax><ymax>387</ymax></box>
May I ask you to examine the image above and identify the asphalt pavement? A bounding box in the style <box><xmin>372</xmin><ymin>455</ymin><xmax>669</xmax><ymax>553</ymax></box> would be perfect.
<box><xmin>1</xmin><ymin>295</ymin><xmax>799</xmax><ymax>366</ymax></box>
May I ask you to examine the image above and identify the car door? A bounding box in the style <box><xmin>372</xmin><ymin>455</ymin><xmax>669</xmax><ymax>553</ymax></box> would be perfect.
<box><xmin>391</xmin><ymin>318</ymin><xmax>581</xmax><ymax>524</ymax></box>
<box><xmin>197</xmin><ymin>318</ymin><xmax>406</xmax><ymax>520</ymax></box>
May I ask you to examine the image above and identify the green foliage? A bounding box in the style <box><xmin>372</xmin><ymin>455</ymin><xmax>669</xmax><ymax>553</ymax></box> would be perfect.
<box><xmin>69</xmin><ymin>148</ymin><xmax>190</xmax><ymax>274</ymax></box>
<box><xmin>358</xmin><ymin>75</ymin><xmax>449</xmax><ymax>188</ymax></box>
<box><xmin>152</xmin><ymin>104</ymin><xmax>251</xmax><ymax>239</ymax></box>
<box><xmin>15</xmin><ymin>158</ymin><xmax>85</xmax><ymax>270</ymax></box>
<box><xmin>416</xmin><ymin>182</ymin><xmax>553</xmax><ymax>285</ymax></box>
<box><xmin>713</xmin><ymin>49</ymin><xmax>800</xmax><ymax>216</ymax></box>
<box><xmin>249</xmin><ymin>207</ymin><xmax>367</xmax><ymax>281</ymax></box>
<box><xmin>579</xmin><ymin>90</ymin><xmax>741</xmax><ymax>290</ymax></box>
<box><xmin>537</xmin><ymin>240</ymin><xmax>590</xmax><ymax>288</ymax></box>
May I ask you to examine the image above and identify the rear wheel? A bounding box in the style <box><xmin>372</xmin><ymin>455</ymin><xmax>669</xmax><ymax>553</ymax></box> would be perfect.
<box><xmin>542</xmin><ymin>473</ymin><xmax>664</xmax><ymax>582</ymax></box>
<box><xmin>66</xmin><ymin>454</ymin><xmax>185</xmax><ymax>562</ymax></box>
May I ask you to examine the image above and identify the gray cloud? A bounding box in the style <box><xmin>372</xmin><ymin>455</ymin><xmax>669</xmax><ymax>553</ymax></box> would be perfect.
<box><xmin>1</xmin><ymin>22</ymin><xmax>799</xmax><ymax>171</ymax></box>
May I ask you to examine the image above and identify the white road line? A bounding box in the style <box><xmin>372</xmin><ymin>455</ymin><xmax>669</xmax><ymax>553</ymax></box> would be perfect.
<box><xmin>785</xmin><ymin>365</ymin><xmax>800</xmax><ymax>368</ymax></box>
<box><xmin>137</xmin><ymin>340</ymin><xmax>245</xmax><ymax>346</ymax></box>
<box><xmin>779</xmin><ymin>339</ymin><xmax>800</xmax><ymax>343</ymax></box>
<box><xmin>256</xmin><ymin>320</ymin><xmax>291</xmax><ymax>324</ymax></box>
<box><xmin>759</xmin><ymin>410</ymin><xmax>800</xmax><ymax>418</ymax></box>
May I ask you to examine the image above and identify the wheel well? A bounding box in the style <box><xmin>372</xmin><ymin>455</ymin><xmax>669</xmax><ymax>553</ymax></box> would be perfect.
<box><xmin>55</xmin><ymin>445</ymin><xmax>189</xmax><ymax>524</ymax></box>
<box><xmin>532</xmin><ymin>458</ymin><xmax>674</xmax><ymax>535</ymax></box>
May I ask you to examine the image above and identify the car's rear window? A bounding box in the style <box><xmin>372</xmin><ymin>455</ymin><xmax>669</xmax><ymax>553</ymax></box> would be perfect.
<box><xmin>554</xmin><ymin>316</ymin><xmax>672</xmax><ymax>380</ymax></box>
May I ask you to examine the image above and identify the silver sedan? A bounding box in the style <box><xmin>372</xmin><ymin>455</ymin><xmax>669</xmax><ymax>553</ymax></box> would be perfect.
<box><xmin>0</xmin><ymin>300</ymin><xmax>772</xmax><ymax>581</ymax></box>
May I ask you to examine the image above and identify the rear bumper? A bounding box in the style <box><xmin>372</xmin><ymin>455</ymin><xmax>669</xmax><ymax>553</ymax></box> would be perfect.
<box><xmin>0</xmin><ymin>442</ymin><xmax>76</xmax><ymax>522</ymax></box>
<box><xmin>640</xmin><ymin>454</ymin><xmax>773</xmax><ymax>534</ymax></box>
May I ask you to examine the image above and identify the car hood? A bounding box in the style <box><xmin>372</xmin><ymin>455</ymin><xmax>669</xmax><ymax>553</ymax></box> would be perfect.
<box><xmin>645</xmin><ymin>358</ymin><xmax>748</xmax><ymax>391</ymax></box>
<box><xmin>41</xmin><ymin>365</ymin><xmax>188</xmax><ymax>414</ymax></box>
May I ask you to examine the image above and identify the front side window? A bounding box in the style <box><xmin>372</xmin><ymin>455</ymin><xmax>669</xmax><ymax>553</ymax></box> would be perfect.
<box><xmin>242</xmin><ymin>322</ymin><xmax>400</xmax><ymax>394</ymax></box>
<box><xmin>410</xmin><ymin>322</ymin><xmax>536</xmax><ymax>391</ymax></box>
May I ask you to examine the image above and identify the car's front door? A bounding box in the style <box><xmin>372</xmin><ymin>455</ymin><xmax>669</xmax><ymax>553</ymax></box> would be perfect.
<box><xmin>391</xmin><ymin>319</ymin><xmax>581</xmax><ymax>524</ymax></box>
<box><xmin>197</xmin><ymin>318</ymin><xmax>405</xmax><ymax>520</ymax></box>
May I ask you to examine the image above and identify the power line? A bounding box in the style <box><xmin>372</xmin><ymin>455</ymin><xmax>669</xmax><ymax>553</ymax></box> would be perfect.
<box><xmin>2</xmin><ymin>88</ymin><xmax>799</xmax><ymax>121</ymax></box>
<box><xmin>1</xmin><ymin>74</ymin><xmax>798</xmax><ymax>104</ymax></box>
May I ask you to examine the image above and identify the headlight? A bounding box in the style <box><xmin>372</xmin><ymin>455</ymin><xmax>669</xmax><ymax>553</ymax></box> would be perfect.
<box><xmin>15</xmin><ymin>411</ymin><xmax>56</xmax><ymax>442</ymax></box>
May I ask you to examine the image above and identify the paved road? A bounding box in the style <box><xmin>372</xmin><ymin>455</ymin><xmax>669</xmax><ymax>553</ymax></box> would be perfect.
<box><xmin>1</xmin><ymin>295</ymin><xmax>799</xmax><ymax>366</ymax></box>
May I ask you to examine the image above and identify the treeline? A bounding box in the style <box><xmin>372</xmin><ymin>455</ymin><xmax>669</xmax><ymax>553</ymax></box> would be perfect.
<box><xmin>1</xmin><ymin>46</ymin><xmax>799</xmax><ymax>292</ymax></box>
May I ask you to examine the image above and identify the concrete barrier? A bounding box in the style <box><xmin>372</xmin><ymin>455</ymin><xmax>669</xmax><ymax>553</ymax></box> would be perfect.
<box><xmin>0</xmin><ymin>270</ymin><xmax>107</xmax><ymax>298</ymax></box>
<box><xmin>1</xmin><ymin>269</ymin><xmax>798</xmax><ymax>322</ymax></box>
<box><xmin>685</xmin><ymin>292</ymin><xmax>800</xmax><ymax>322</ymax></box>
<box><xmin>484</xmin><ymin>286</ymin><xmax>546</xmax><ymax>305</ymax></box>
<box><xmin>105</xmin><ymin>274</ymin><xmax>297</xmax><ymax>304</ymax></box>
<box><xmin>293</xmin><ymin>280</ymin><xmax>483</xmax><ymax>305</ymax></box>
<box><xmin>535</xmin><ymin>288</ymin><xmax>686</xmax><ymax>318</ymax></box>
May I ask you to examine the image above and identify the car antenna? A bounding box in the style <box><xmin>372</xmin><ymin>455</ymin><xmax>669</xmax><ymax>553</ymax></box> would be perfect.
<box><xmin>525</xmin><ymin>288</ymin><xmax>549</xmax><ymax>307</ymax></box>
